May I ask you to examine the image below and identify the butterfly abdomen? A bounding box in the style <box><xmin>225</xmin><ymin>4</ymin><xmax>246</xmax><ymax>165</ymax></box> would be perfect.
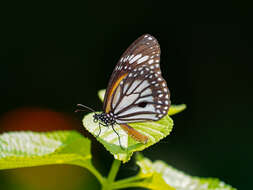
<box><xmin>120</xmin><ymin>124</ymin><xmax>148</xmax><ymax>144</ymax></box>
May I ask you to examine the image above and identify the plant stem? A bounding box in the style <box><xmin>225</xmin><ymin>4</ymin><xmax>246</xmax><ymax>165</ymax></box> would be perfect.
<box><xmin>86</xmin><ymin>165</ymin><xmax>106</xmax><ymax>185</ymax></box>
<box><xmin>108</xmin><ymin>159</ymin><xmax>121</xmax><ymax>183</ymax></box>
<box><xmin>72</xmin><ymin>159</ymin><xmax>105</xmax><ymax>186</ymax></box>
<box><xmin>102</xmin><ymin>159</ymin><xmax>121</xmax><ymax>190</ymax></box>
<box><xmin>113</xmin><ymin>175</ymin><xmax>146</xmax><ymax>186</ymax></box>
<box><xmin>112</xmin><ymin>182</ymin><xmax>146</xmax><ymax>189</ymax></box>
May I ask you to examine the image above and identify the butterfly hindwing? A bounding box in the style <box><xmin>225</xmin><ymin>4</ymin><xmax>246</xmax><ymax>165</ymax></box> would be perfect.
<box><xmin>103</xmin><ymin>34</ymin><xmax>171</xmax><ymax>123</ymax></box>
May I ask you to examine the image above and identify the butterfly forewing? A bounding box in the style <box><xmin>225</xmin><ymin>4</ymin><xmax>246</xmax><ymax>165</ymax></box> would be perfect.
<box><xmin>103</xmin><ymin>34</ymin><xmax>170</xmax><ymax>124</ymax></box>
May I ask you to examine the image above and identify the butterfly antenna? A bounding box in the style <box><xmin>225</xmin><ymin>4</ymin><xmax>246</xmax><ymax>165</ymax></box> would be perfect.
<box><xmin>75</xmin><ymin>104</ymin><xmax>96</xmax><ymax>113</ymax></box>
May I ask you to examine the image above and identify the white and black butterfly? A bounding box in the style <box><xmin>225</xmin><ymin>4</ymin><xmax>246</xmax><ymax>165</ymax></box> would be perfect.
<box><xmin>77</xmin><ymin>34</ymin><xmax>170</xmax><ymax>147</ymax></box>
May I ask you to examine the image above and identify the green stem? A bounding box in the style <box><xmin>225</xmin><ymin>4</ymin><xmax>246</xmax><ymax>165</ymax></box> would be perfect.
<box><xmin>86</xmin><ymin>165</ymin><xmax>106</xmax><ymax>185</ymax></box>
<box><xmin>112</xmin><ymin>182</ymin><xmax>146</xmax><ymax>189</ymax></box>
<box><xmin>108</xmin><ymin>159</ymin><xmax>121</xmax><ymax>183</ymax></box>
<box><xmin>102</xmin><ymin>159</ymin><xmax>121</xmax><ymax>190</ymax></box>
<box><xmin>72</xmin><ymin>159</ymin><xmax>105</xmax><ymax>186</ymax></box>
<box><xmin>113</xmin><ymin>175</ymin><xmax>146</xmax><ymax>185</ymax></box>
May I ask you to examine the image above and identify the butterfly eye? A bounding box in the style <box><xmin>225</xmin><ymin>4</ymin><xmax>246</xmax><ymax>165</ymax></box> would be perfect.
<box><xmin>137</xmin><ymin>101</ymin><xmax>148</xmax><ymax>108</ymax></box>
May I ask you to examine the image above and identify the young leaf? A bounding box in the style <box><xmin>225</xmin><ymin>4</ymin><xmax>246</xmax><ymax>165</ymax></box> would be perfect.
<box><xmin>168</xmin><ymin>104</ymin><xmax>186</xmax><ymax>116</ymax></box>
<box><xmin>135</xmin><ymin>155</ymin><xmax>236</xmax><ymax>190</ymax></box>
<box><xmin>81</xmin><ymin>89</ymin><xmax>185</xmax><ymax>162</ymax></box>
<box><xmin>83</xmin><ymin>112</ymin><xmax>173</xmax><ymax>163</ymax></box>
<box><xmin>98</xmin><ymin>89</ymin><xmax>106</xmax><ymax>102</ymax></box>
<box><xmin>0</xmin><ymin>131</ymin><xmax>92</xmax><ymax>170</ymax></box>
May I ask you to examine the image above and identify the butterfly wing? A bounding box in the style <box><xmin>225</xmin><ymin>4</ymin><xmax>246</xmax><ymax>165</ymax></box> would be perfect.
<box><xmin>103</xmin><ymin>34</ymin><xmax>171</xmax><ymax>124</ymax></box>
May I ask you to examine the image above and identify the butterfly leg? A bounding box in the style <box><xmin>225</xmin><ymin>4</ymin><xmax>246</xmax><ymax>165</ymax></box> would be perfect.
<box><xmin>96</xmin><ymin>122</ymin><xmax>110</xmax><ymax>137</ymax></box>
<box><xmin>112</xmin><ymin>125</ymin><xmax>125</xmax><ymax>150</ymax></box>
<box><xmin>95</xmin><ymin>122</ymin><xmax>102</xmax><ymax>138</ymax></box>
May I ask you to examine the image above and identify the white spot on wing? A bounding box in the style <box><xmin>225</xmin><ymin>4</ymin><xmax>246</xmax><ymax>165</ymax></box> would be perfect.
<box><xmin>148</xmin><ymin>59</ymin><xmax>154</xmax><ymax>64</ymax></box>
<box><xmin>135</xmin><ymin>95</ymin><xmax>154</xmax><ymax>104</ymax></box>
<box><xmin>117</xmin><ymin>113</ymin><xmax>157</xmax><ymax>122</ymax></box>
<box><xmin>112</xmin><ymin>86</ymin><xmax>121</xmax><ymax>109</ymax></box>
<box><xmin>129</xmin><ymin>54</ymin><xmax>142</xmax><ymax>64</ymax></box>
<box><xmin>141</xmin><ymin>87</ymin><xmax>152</xmax><ymax>96</ymax></box>
<box><xmin>137</xmin><ymin>55</ymin><xmax>149</xmax><ymax>64</ymax></box>
<box><xmin>123</xmin><ymin>83</ymin><xmax>130</xmax><ymax>94</ymax></box>
<box><xmin>129</xmin><ymin>54</ymin><xmax>134</xmax><ymax>60</ymax></box>
<box><xmin>126</xmin><ymin>80</ymin><xmax>142</xmax><ymax>94</ymax></box>
<box><xmin>114</xmin><ymin>94</ymin><xmax>139</xmax><ymax>114</ymax></box>
<box><xmin>132</xmin><ymin>80</ymin><xmax>150</xmax><ymax>94</ymax></box>
<box><xmin>117</xmin><ymin>104</ymin><xmax>156</xmax><ymax>118</ymax></box>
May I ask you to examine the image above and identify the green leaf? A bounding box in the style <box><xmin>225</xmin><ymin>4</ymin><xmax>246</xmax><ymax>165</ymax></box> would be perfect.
<box><xmin>98</xmin><ymin>89</ymin><xmax>186</xmax><ymax>116</ymax></box>
<box><xmin>82</xmin><ymin>89</ymin><xmax>186</xmax><ymax>162</ymax></box>
<box><xmin>136</xmin><ymin>155</ymin><xmax>236</xmax><ymax>190</ymax></box>
<box><xmin>168</xmin><ymin>104</ymin><xmax>186</xmax><ymax>116</ymax></box>
<box><xmin>98</xmin><ymin>89</ymin><xmax>106</xmax><ymax>102</ymax></box>
<box><xmin>0</xmin><ymin>131</ymin><xmax>92</xmax><ymax>170</ymax></box>
<box><xmin>83</xmin><ymin>112</ymin><xmax>173</xmax><ymax>163</ymax></box>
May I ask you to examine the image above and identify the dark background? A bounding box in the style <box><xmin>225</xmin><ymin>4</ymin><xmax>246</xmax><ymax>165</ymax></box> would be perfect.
<box><xmin>0</xmin><ymin>2</ymin><xmax>252</xmax><ymax>190</ymax></box>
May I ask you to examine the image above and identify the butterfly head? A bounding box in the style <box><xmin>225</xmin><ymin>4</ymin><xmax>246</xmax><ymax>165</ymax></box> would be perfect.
<box><xmin>93</xmin><ymin>112</ymin><xmax>116</xmax><ymax>126</ymax></box>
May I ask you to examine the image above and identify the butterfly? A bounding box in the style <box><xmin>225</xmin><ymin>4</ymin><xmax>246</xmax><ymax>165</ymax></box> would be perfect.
<box><xmin>77</xmin><ymin>34</ymin><xmax>171</xmax><ymax>148</ymax></box>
